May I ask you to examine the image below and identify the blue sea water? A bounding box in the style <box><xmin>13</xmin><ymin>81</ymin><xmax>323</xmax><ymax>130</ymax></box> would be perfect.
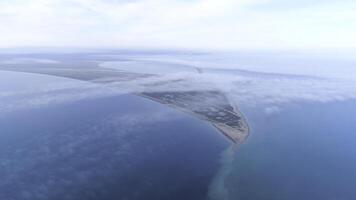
<box><xmin>0</xmin><ymin>73</ymin><xmax>229</xmax><ymax>200</ymax></box>
<box><xmin>2</xmin><ymin>69</ymin><xmax>356</xmax><ymax>200</ymax></box>
<box><xmin>226</xmin><ymin>101</ymin><xmax>356</xmax><ymax>200</ymax></box>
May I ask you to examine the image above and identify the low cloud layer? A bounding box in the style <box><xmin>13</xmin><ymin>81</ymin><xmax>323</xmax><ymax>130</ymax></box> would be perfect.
<box><xmin>1</xmin><ymin>52</ymin><xmax>356</xmax><ymax>116</ymax></box>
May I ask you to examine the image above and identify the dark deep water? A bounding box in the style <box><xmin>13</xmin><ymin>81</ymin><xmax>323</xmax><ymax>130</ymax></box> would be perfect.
<box><xmin>0</xmin><ymin>93</ymin><xmax>229</xmax><ymax>200</ymax></box>
<box><xmin>227</xmin><ymin>101</ymin><xmax>356</xmax><ymax>200</ymax></box>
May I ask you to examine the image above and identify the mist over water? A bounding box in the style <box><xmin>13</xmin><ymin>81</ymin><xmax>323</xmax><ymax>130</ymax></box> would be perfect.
<box><xmin>2</xmin><ymin>51</ymin><xmax>356</xmax><ymax>114</ymax></box>
<box><xmin>0</xmin><ymin>50</ymin><xmax>353</xmax><ymax>103</ymax></box>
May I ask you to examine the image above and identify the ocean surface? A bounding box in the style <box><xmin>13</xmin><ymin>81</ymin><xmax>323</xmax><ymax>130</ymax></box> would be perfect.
<box><xmin>225</xmin><ymin>101</ymin><xmax>356</xmax><ymax>200</ymax></box>
<box><xmin>1</xmin><ymin>50</ymin><xmax>356</xmax><ymax>200</ymax></box>
<box><xmin>0</xmin><ymin>72</ymin><xmax>229</xmax><ymax>200</ymax></box>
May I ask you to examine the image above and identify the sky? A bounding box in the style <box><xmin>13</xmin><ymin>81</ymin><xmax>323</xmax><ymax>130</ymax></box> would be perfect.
<box><xmin>0</xmin><ymin>0</ymin><xmax>356</xmax><ymax>50</ymax></box>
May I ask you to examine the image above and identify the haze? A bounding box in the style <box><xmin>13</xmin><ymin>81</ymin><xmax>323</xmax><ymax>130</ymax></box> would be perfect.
<box><xmin>1</xmin><ymin>0</ymin><xmax>356</xmax><ymax>50</ymax></box>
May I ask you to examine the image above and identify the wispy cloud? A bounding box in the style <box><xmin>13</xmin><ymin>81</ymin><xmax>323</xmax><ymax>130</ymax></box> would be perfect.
<box><xmin>1</xmin><ymin>58</ymin><xmax>60</xmax><ymax>64</ymax></box>
<box><xmin>1</xmin><ymin>51</ymin><xmax>356</xmax><ymax>116</ymax></box>
<box><xmin>0</xmin><ymin>0</ymin><xmax>355</xmax><ymax>49</ymax></box>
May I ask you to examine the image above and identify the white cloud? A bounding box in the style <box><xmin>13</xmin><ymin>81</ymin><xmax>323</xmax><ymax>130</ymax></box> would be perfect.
<box><xmin>96</xmin><ymin>52</ymin><xmax>356</xmax><ymax>109</ymax></box>
<box><xmin>1</xmin><ymin>58</ymin><xmax>60</xmax><ymax>64</ymax></box>
<box><xmin>264</xmin><ymin>106</ymin><xmax>280</xmax><ymax>115</ymax></box>
<box><xmin>1</xmin><ymin>51</ymin><xmax>356</xmax><ymax>116</ymax></box>
<box><xmin>0</xmin><ymin>0</ymin><xmax>355</xmax><ymax>49</ymax></box>
<box><xmin>0</xmin><ymin>71</ymin><xmax>126</xmax><ymax>115</ymax></box>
